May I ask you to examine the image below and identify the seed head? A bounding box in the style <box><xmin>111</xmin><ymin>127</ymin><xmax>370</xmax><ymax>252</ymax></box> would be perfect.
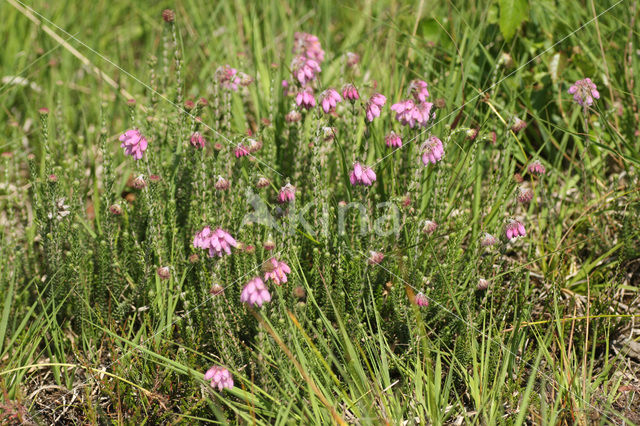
<box><xmin>477</xmin><ymin>278</ymin><xmax>489</xmax><ymax>291</ymax></box>
<box><xmin>214</xmin><ymin>176</ymin><xmax>230</xmax><ymax>191</ymax></box>
<box><xmin>209</xmin><ymin>284</ymin><xmax>224</xmax><ymax>296</ymax></box>
<box><xmin>157</xmin><ymin>266</ymin><xmax>171</xmax><ymax>280</ymax></box>
<box><xmin>109</xmin><ymin>204</ymin><xmax>123</xmax><ymax>215</ymax></box>
<box><xmin>368</xmin><ymin>251</ymin><xmax>384</xmax><ymax>265</ymax></box>
<box><xmin>132</xmin><ymin>175</ymin><xmax>146</xmax><ymax>189</ymax></box>
<box><xmin>480</xmin><ymin>233</ymin><xmax>498</xmax><ymax>247</ymax></box>
<box><xmin>162</xmin><ymin>9</ymin><xmax>175</xmax><ymax>23</ymax></box>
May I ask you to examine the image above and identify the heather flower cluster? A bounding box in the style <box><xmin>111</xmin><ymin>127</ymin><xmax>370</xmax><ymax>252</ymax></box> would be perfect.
<box><xmin>190</xmin><ymin>132</ymin><xmax>206</xmax><ymax>149</ymax></box>
<box><xmin>505</xmin><ymin>220</ymin><xmax>526</xmax><ymax>240</ymax></box>
<box><xmin>215</xmin><ymin>65</ymin><xmax>252</xmax><ymax>91</ymax></box>
<box><xmin>385</xmin><ymin>131</ymin><xmax>402</xmax><ymax>148</ymax></box>
<box><xmin>568</xmin><ymin>78</ymin><xmax>600</xmax><ymax>107</ymax></box>
<box><xmin>216</xmin><ymin>65</ymin><xmax>240</xmax><ymax>91</ymax></box>
<box><xmin>528</xmin><ymin>160</ymin><xmax>546</xmax><ymax>176</ymax></box>
<box><xmin>366</xmin><ymin>93</ymin><xmax>386</xmax><ymax>122</ymax></box>
<box><xmin>291</xmin><ymin>32</ymin><xmax>325</xmax><ymax>87</ymax></box>
<box><xmin>293</xmin><ymin>32</ymin><xmax>325</xmax><ymax>63</ymax></box>
<box><xmin>420</xmin><ymin>136</ymin><xmax>444</xmax><ymax>165</ymax></box>
<box><xmin>193</xmin><ymin>227</ymin><xmax>237</xmax><ymax>257</ymax></box>
<box><xmin>6</xmin><ymin>6</ymin><xmax>626</xmax><ymax>420</ymax></box>
<box><xmin>295</xmin><ymin>87</ymin><xmax>316</xmax><ymax>109</ymax></box>
<box><xmin>291</xmin><ymin>55</ymin><xmax>321</xmax><ymax>86</ymax></box>
<box><xmin>278</xmin><ymin>183</ymin><xmax>296</xmax><ymax>203</ymax></box>
<box><xmin>415</xmin><ymin>292</ymin><xmax>429</xmax><ymax>307</ymax></box>
<box><xmin>320</xmin><ymin>89</ymin><xmax>342</xmax><ymax>114</ymax></box>
<box><xmin>204</xmin><ymin>366</ymin><xmax>234</xmax><ymax>391</ymax></box>
<box><xmin>240</xmin><ymin>277</ymin><xmax>271</xmax><ymax>307</ymax></box>
<box><xmin>391</xmin><ymin>80</ymin><xmax>435</xmax><ymax>128</ymax></box>
<box><xmin>350</xmin><ymin>162</ymin><xmax>377</xmax><ymax>186</ymax></box>
<box><xmin>342</xmin><ymin>83</ymin><xmax>359</xmax><ymax>101</ymax></box>
<box><xmin>234</xmin><ymin>144</ymin><xmax>249</xmax><ymax>158</ymax></box>
<box><xmin>119</xmin><ymin>129</ymin><xmax>148</xmax><ymax>160</ymax></box>
<box><xmin>263</xmin><ymin>257</ymin><xmax>291</xmax><ymax>285</ymax></box>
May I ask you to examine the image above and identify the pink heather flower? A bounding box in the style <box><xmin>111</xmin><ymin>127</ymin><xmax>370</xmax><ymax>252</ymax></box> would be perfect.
<box><xmin>466</xmin><ymin>128</ymin><xmax>478</xmax><ymax>141</ymax></box>
<box><xmin>119</xmin><ymin>129</ymin><xmax>148</xmax><ymax>160</ymax></box>
<box><xmin>234</xmin><ymin>144</ymin><xmax>249</xmax><ymax>158</ymax></box>
<box><xmin>415</xmin><ymin>292</ymin><xmax>429</xmax><ymax>307</ymax></box>
<box><xmin>528</xmin><ymin>160</ymin><xmax>546</xmax><ymax>176</ymax></box>
<box><xmin>342</xmin><ymin>84</ymin><xmax>360</xmax><ymax>102</ymax></box>
<box><xmin>293</xmin><ymin>32</ymin><xmax>325</xmax><ymax>63</ymax></box>
<box><xmin>263</xmin><ymin>257</ymin><xmax>291</xmax><ymax>285</ymax></box>
<box><xmin>422</xmin><ymin>220</ymin><xmax>438</xmax><ymax>234</ymax></box>
<box><xmin>568</xmin><ymin>78</ymin><xmax>599</xmax><ymax>107</ymax></box>
<box><xmin>240</xmin><ymin>277</ymin><xmax>271</xmax><ymax>307</ymax></box>
<box><xmin>505</xmin><ymin>220</ymin><xmax>526</xmax><ymax>240</ymax></box>
<box><xmin>295</xmin><ymin>87</ymin><xmax>316</xmax><ymax>110</ymax></box>
<box><xmin>278</xmin><ymin>183</ymin><xmax>296</xmax><ymax>203</ymax></box>
<box><xmin>420</xmin><ymin>136</ymin><xmax>444</xmax><ymax>165</ymax></box>
<box><xmin>480</xmin><ymin>233</ymin><xmax>498</xmax><ymax>247</ymax></box>
<box><xmin>216</xmin><ymin>65</ymin><xmax>240</xmax><ymax>91</ymax></box>
<box><xmin>204</xmin><ymin>366</ymin><xmax>234</xmax><ymax>391</ymax></box>
<box><xmin>320</xmin><ymin>89</ymin><xmax>342</xmax><ymax>113</ymax></box>
<box><xmin>517</xmin><ymin>187</ymin><xmax>533</xmax><ymax>204</ymax></box>
<box><xmin>390</xmin><ymin>100</ymin><xmax>413</xmax><ymax>122</ymax></box>
<box><xmin>291</xmin><ymin>55</ymin><xmax>321</xmax><ymax>86</ymax></box>
<box><xmin>190</xmin><ymin>132</ymin><xmax>206</xmax><ymax>149</ymax></box>
<box><xmin>349</xmin><ymin>162</ymin><xmax>377</xmax><ymax>186</ymax></box>
<box><xmin>385</xmin><ymin>131</ymin><xmax>402</xmax><ymax>148</ymax></box>
<box><xmin>193</xmin><ymin>226</ymin><xmax>237</xmax><ymax>257</ymax></box>
<box><xmin>366</xmin><ymin>93</ymin><xmax>386</xmax><ymax>122</ymax></box>
<box><xmin>390</xmin><ymin>99</ymin><xmax>434</xmax><ymax>128</ymax></box>
<box><xmin>368</xmin><ymin>251</ymin><xmax>384</xmax><ymax>265</ymax></box>
<box><xmin>408</xmin><ymin>79</ymin><xmax>430</xmax><ymax>103</ymax></box>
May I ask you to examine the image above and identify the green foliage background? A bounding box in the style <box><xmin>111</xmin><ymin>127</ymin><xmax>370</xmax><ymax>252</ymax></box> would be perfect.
<box><xmin>1</xmin><ymin>0</ymin><xmax>639</xmax><ymax>423</ymax></box>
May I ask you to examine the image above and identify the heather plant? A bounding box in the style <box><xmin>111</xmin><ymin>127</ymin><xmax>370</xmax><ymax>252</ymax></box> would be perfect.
<box><xmin>1</xmin><ymin>0</ymin><xmax>640</xmax><ymax>424</ymax></box>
